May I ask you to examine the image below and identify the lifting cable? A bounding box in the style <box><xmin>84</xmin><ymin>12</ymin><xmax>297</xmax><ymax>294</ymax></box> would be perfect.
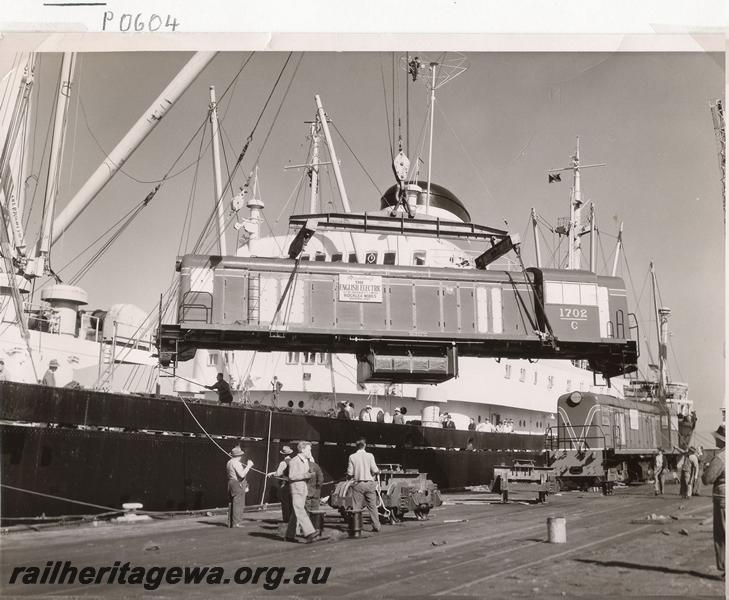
<box><xmin>379</xmin><ymin>55</ymin><xmax>394</xmax><ymax>161</ymax></box>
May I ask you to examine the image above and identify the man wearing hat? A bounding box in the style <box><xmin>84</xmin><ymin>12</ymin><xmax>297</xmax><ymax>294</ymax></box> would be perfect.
<box><xmin>359</xmin><ymin>405</ymin><xmax>373</xmax><ymax>422</ymax></box>
<box><xmin>267</xmin><ymin>446</ymin><xmax>294</xmax><ymax>528</ymax></box>
<box><xmin>226</xmin><ymin>446</ymin><xmax>253</xmax><ymax>528</ymax></box>
<box><xmin>42</xmin><ymin>359</ymin><xmax>59</xmax><ymax>387</ymax></box>
<box><xmin>702</xmin><ymin>424</ymin><xmax>725</xmax><ymax>574</ymax></box>
<box><xmin>392</xmin><ymin>408</ymin><xmax>404</xmax><ymax>425</ymax></box>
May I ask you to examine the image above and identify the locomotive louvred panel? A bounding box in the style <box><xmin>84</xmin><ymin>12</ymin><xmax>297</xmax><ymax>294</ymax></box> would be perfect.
<box><xmin>415</xmin><ymin>285</ymin><xmax>440</xmax><ymax>333</ymax></box>
<box><xmin>388</xmin><ymin>283</ymin><xmax>414</xmax><ymax>331</ymax></box>
<box><xmin>310</xmin><ymin>278</ymin><xmax>335</xmax><ymax>327</ymax></box>
<box><xmin>441</xmin><ymin>284</ymin><xmax>459</xmax><ymax>333</ymax></box>
<box><xmin>459</xmin><ymin>286</ymin><xmax>476</xmax><ymax>333</ymax></box>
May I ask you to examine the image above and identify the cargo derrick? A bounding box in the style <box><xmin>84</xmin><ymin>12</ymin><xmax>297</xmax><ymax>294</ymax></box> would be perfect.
<box><xmin>158</xmin><ymin>213</ymin><xmax>639</xmax><ymax>383</ymax></box>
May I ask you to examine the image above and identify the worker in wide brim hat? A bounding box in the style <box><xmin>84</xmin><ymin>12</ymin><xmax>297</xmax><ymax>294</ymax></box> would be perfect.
<box><xmin>226</xmin><ymin>446</ymin><xmax>253</xmax><ymax>528</ymax></box>
<box><xmin>702</xmin><ymin>424</ymin><xmax>726</xmax><ymax>574</ymax></box>
<box><xmin>41</xmin><ymin>359</ymin><xmax>60</xmax><ymax>388</ymax></box>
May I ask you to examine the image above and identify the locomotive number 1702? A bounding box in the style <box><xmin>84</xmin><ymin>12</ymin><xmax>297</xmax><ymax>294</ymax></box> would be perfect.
<box><xmin>558</xmin><ymin>307</ymin><xmax>588</xmax><ymax>320</ymax></box>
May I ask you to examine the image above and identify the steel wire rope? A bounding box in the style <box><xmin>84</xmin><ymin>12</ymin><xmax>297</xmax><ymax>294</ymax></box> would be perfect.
<box><xmin>247</xmin><ymin>53</ymin><xmax>304</xmax><ymax>176</ymax></box>
<box><xmin>434</xmin><ymin>99</ymin><xmax>497</xmax><ymax>204</ymax></box>
<box><xmin>408</xmin><ymin>106</ymin><xmax>431</xmax><ymax>185</ymax></box>
<box><xmin>20</xmin><ymin>54</ymin><xmax>42</xmax><ymax>234</ymax></box>
<box><xmin>76</xmin><ymin>53</ymin><xmax>256</xmax><ymax>186</ymax></box>
<box><xmin>56</xmin><ymin>54</ymin><xmax>259</xmax><ymax>291</ymax></box>
<box><xmin>64</xmin><ymin>55</ymin><xmax>82</xmax><ymax>206</ymax></box>
<box><xmin>190</xmin><ymin>53</ymin><xmax>295</xmax><ymax>255</ymax></box>
<box><xmin>178</xmin><ymin>119</ymin><xmax>209</xmax><ymax>256</ymax></box>
<box><xmin>330</xmin><ymin>122</ymin><xmax>383</xmax><ymax>197</ymax></box>
<box><xmin>0</xmin><ymin>54</ymin><xmax>21</xmax><ymax>126</ymax></box>
<box><xmin>620</xmin><ymin>246</ymin><xmax>655</xmax><ymax>366</ymax></box>
<box><xmin>23</xmin><ymin>59</ymin><xmax>61</xmax><ymax>237</ymax></box>
<box><xmin>379</xmin><ymin>54</ymin><xmax>395</xmax><ymax>161</ymax></box>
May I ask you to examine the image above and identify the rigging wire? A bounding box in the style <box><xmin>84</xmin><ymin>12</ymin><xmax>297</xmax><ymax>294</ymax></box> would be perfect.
<box><xmin>379</xmin><ymin>54</ymin><xmax>394</xmax><ymax>160</ymax></box>
<box><xmin>190</xmin><ymin>53</ymin><xmax>295</xmax><ymax>256</ymax></box>
<box><xmin>24</xmin><ymin>56</ymin><xmax>60</xmax><ymax>233</ymax></box>
<box><xmin>434</xmin><ymin>100</ymin><xmax>497</xmax><ymax>204</ymax></box>
<box><xmin>330</xmin><ymin>121</ymin><xmax>383</xmax><ymax>196</ymax></box>
<box><xmin>77</xmin><ymin>53</ymin><xmax>256</xmax><ymax>186</ymax></box>
<box><xmin>178</xmin><ymin>119</ymin><xmax>208</xmax><ymax>256</ymax></box>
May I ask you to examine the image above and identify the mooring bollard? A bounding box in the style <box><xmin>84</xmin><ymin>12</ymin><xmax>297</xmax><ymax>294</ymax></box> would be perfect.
<box><xmin>347</xmin><ymin>509</ymin><xmax>363</xmax><ymax>538</ymax></box>
<box><xmin>547</xmin><ymin>516</ymin><xmax>566</xmax><ymax>543</ymax></box>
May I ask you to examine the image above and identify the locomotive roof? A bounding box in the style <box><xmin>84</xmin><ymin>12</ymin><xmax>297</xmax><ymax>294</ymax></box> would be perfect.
<box><xmin>558</xmin><ymin>392</ymin><xmax>667</xmax><ymax>415</ymax></box>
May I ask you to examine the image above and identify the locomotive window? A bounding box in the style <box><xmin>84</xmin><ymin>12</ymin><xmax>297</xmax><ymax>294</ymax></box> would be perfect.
<box><xmin>300</xmin><ymin>254</ymin><xmax>310</xmax><ymax>261</ymax></box>
<box><xmin>314</xmin><ymin>252</ymin><xmax>327</xmax><ymax>262</ymax></box>
<box><xmin>383</xmin><ymin>252</ymin><xmax>397</xmax><ymax>265</ymax></box>
<box><xmin>331</xmin><ymin>253</ymin><xmax>343</xmax><ymax>262</ymax></box>
<box><xmin>581</xmin><ymin>284</ymin><xmax>598</xmax><ymax>305</ymax></box>
<box><xmin>544</xmin><ymin>282</ymin><xmax>563</xmax><ymax>304</ymax></box>
<box><xmin>348</xmin><ymin>253</ymin><xmax>358</xmax><ymax>263</ymax></box>
<box><xmin>563</xmin><ymin>282</ymin><xmax>580</xmax><ymax>304</ymax></box>
<box><xmin>544</xmin><ymin>281</ymin><xmax>598</xmax><ymax>305</ymax></box>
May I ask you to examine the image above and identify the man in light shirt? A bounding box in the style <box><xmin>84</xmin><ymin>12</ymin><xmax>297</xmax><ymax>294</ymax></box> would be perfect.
<box><xmin>226</xmin><ymin>446</ymin><xmax>253</xmax><ymax>528</ymax></box>
<box><xmin>347</xmin><ymin>438</ymin><xmax>381</xmax><ymax>533</ymax></box>
<box><xmin>285</xmin><ymin>441</ymin><xmax>322</xmax><ymax>543</ymax></box>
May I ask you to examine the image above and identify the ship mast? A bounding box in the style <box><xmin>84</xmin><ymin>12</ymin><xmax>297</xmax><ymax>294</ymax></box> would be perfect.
<box><xmin>309</xmin><ymin>119</ymin><xmax>321</xmax><ymax>213</ymax></box>
<box><xmin>547</xmin><ymin>137</ymin><xmax>606</xmax><ymax>270</ymax></box>
<box><xmin>315</xmin><ymin>95</ymin><xmax>350</xmax><ymax>213</ymax></box>
<box><xmin>650</xmin><ymin>262</ymin><xmax>670</xmax><ymax>401</ymax></box>
<box><xmin>36</xmin><ymin>52</ymin><xmax>76</xmax><ymax>277</ymax></box>
<box><xmin>208</xmin><ymin>85</ymin><xmax>227</xmax><ymax>256</ymax></box>
<box><xmin>405</xmin><ymin>54</ymin><xmax>467</xmax><ymax>216</ymax></box>
<box><xmin>710</xmin><ymin>99</ymin><xmax>725</xmax><ymax>219</ymax></box>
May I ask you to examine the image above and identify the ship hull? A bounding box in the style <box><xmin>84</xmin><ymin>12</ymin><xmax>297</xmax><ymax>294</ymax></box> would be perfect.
<box><xmin>0</xmin><ymin>382</ymin><xmax>544</xmax><ymax>522</ymax></box>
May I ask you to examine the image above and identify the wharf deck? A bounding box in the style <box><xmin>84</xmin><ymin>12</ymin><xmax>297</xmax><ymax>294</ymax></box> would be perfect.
<box><xmin>1</xmin><ymin>485</ymin><xmax>723</xmax><ymax>598</ymax></box>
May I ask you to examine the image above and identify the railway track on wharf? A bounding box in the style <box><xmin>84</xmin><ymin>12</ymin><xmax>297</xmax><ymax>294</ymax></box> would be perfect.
<box><xmin>0</xmin><ymin>485</ymin><xmax>723</xmax><ymax>598</ymax></box>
